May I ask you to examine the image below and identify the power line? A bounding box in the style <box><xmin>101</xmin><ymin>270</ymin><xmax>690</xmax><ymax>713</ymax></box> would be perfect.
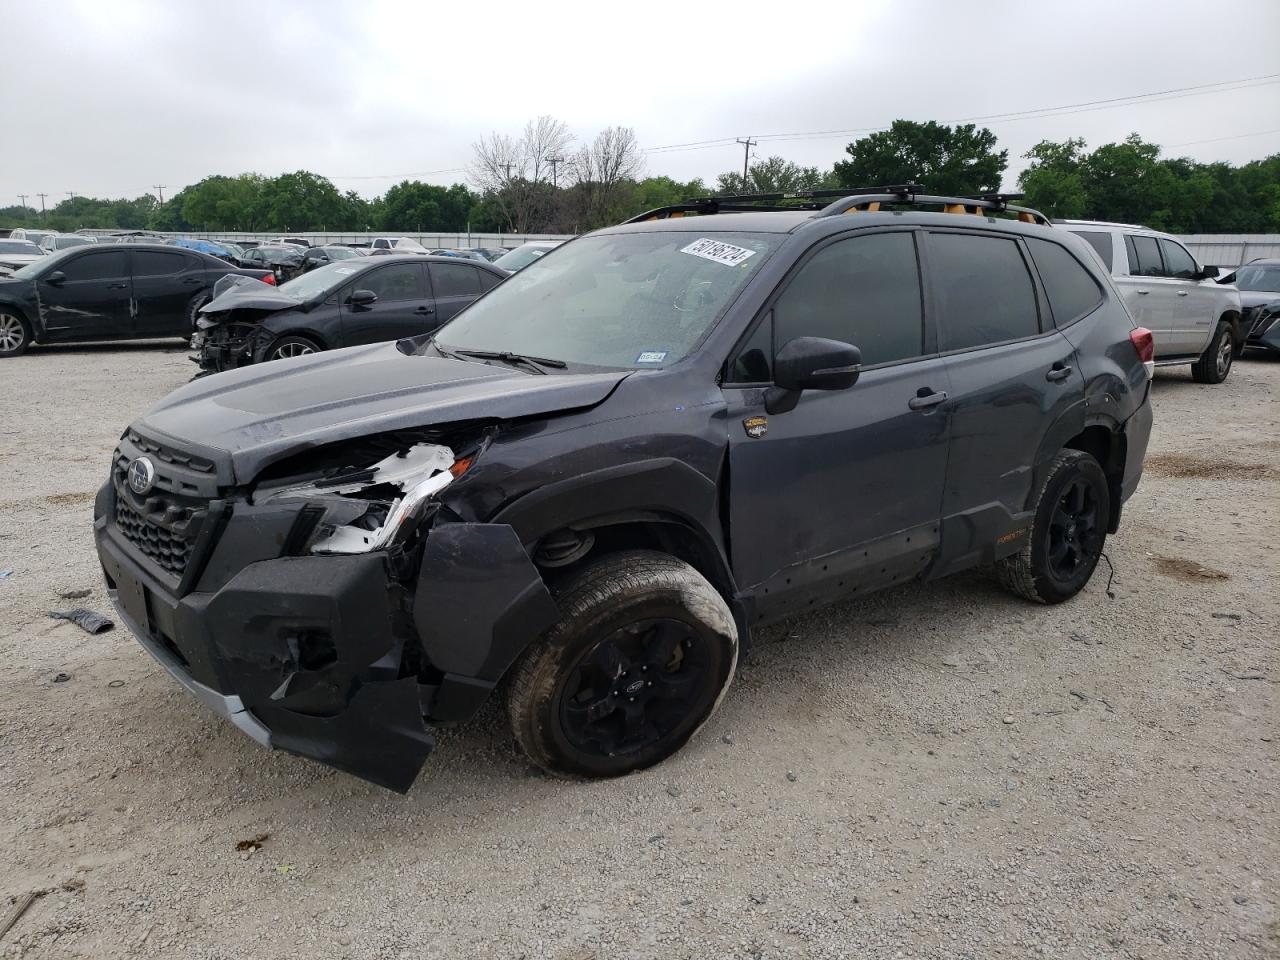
<box><xmin>1165</xmin><ymin>128</ymin><xmax>1280</xmax><ymax>148</ymax></box>
<box><xmin>643</xmin><ymin>72</ymin><xmax>1280</xmax><ymax>155</ymax></box>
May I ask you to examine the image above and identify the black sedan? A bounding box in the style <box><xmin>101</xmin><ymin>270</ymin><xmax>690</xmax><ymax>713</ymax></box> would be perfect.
<box><xmin>193</xmin><ymin>254</ymin><xmax>507</xmax><ymax>372</ymax></box>
<box><xmin>301</xmin><ymin>244</ymin><xmax>369</xmax><ymax>272</ymax></box>
<box><xmin>0</xmin><ymin>243</ymin><xmax>273</xmax><ymax>358</ymax></box>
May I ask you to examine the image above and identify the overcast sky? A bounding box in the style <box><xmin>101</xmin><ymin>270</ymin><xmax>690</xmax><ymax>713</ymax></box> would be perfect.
<box><xmin>3</xmin><ymin>0</ymin><xmax>1278</xmax><ymax>205</ymax></box>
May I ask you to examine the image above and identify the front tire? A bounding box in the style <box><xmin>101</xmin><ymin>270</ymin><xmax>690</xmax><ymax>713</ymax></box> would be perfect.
<box><xmin>997</xmin><ymin>449</ymin><xmax>1110</xmax><ymax>604</ymax></box>
<box><xmin>266</xmin><ymin>334</ymin><xmax>321</xmax><ymax>361</ymax></box>
<box><xmin>507</xmin><ymin>550</ymin><xmax>738</xmax><ymax>778</ymax></box>
<box><xmin>185</xmin><ymin>294</ymin><xmax>210</xmax><ymax>332</ymax></box>
<box><xmin>0</xmin><ymin>310</ymin><xmax>32</xmax><ymax>358</ymax></box>
<box><xmin>1191</xmin><ymin>321</ymin><xmax>1233</xmax><ymax>384</ymax></box>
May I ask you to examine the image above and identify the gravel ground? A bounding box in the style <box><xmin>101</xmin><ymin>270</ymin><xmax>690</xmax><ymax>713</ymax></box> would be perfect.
<box><xmin>0</xmin><ymin>341</ymin><xmax>1276</xmax><ymax>960</ymax></box>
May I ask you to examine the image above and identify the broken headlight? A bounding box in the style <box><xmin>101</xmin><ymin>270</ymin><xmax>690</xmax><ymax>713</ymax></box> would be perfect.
<box><xmin>258</xmin><ymin>442</ymin><xmax>473</xmax><ymax>555</ymax></box>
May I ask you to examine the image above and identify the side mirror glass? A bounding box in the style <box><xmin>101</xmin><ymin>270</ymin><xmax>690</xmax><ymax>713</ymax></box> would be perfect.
<box><xmin>348</xmin><ymin>289</ymin><xmax>378</xmax><ymax>307</ymax></box>
<box><xmin>1199</xmin><ymin>264</ymin><xmax>1220</xmax><ymax>280</ymax></box>
<box><xmin>45</xmin><ymin>270</ymin><xmax>66</xmax><ymax>285</ymax></box>
<box><xmin>767</xmin><ymin>337</ymin><xmax>862</xmax><ymax>414</ymax></box>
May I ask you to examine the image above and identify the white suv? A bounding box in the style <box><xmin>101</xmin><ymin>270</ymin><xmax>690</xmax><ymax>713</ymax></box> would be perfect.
<box><xmin>1059</xmin><ymin>221</ymin><xmax>1243</xmax><ymax>383</ymax></box>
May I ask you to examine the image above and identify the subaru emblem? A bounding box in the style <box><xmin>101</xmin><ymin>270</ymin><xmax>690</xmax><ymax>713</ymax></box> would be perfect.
<box><xmin>128</xmin><ymin>457</ymin><xmax>156</xmax><ymax>496</ymax></box>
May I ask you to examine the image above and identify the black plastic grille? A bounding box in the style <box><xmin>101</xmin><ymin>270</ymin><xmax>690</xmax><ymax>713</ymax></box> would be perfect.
<box><xmin>114</xmin><ymin>496</ymin><xmax>198</xmax><ymax>577</ymax></box>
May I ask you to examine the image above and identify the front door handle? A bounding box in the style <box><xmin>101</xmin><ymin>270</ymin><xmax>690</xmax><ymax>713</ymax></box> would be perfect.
<box><xmin>1046</xmin><ymin>363</ymin><xmax>1074</xmax><ymax>383</ymax></box>
<box><xmin>908</xmin><ymin>388</ymin><xmax>948</xmax><ymax>411</ymax></box>
<box><xmin>182</xmin><ymin>276</ymin><xmax>203</xmax><ymax>285</ymax></box>
<box><xmin>414</xmin><ymin>306</ymin><xmax>435</xmax><ymax>315</ymax></box>
<box><xmin>106</xmin><ymin>281</ymin><xmax>128</xmax><ymax>289</ymax></box>
<box><xmin>1177</xmin><ymin>290</ymin><xmax>1189</xmax><ymax>297</ymax></box>
<box><xmin>1135</xmin><ymin>289</ymin><xmax>1149</xmax><ymax>295</ymax></box>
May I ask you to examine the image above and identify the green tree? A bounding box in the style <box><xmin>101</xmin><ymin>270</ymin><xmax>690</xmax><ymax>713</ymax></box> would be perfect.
<box><xmin>1078</xmin><ymin>134</ymin><xmax>1180</xmax><ymax>230</ymax></box>
<box><xmin>716</xmin><ymin>156</ymin><xmax>833</xmax><ymax>195</ymax></box>
<box><xmin>255</xmin><ymin>171</ymin><xmax>347</xmax><ymax>231</ymax></box>
<box><xmin>833</xmin><ymin>120</ymin><xmax>1007</xmax><ymax>195</ymax></box>
<box><xmin>378</xmin><ymin>181</ymin><xmax>477</xmax><ymax>231</ymax></box>
<box><xmin>1018</xmin><ymin>138</ymin><xmax>1088</xmax><ymax>218</ymax></box>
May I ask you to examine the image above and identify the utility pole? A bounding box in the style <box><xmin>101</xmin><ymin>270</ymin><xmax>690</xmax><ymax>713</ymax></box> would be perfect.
<box><xmin>17</xmin><ymin>193</ymin><xmax>29</xmax><ymax>211</ymax></box>
<box><xmin>501</xmin><ymin>163</ymin><xmax>512</xmax><ymax>183</ymax></box>
<box><xmin>547</xmin><ymin>155</ymin><xmax>564</xmax><ymax>188</ymax></box>
<box><xmin>66</xmin><ymin>191</ymin><xmax>75</xmax><ymax>200</ymax></box>
<box><xmin>36</xmin><ymin>193</ymin><xmax>48</xmax><ymax>219</ymax></box>
<box><xmin>152</xmin><ymin>184</ymin><xmax>167</xmax><ymax>204</ymax></box>
<box><xmin>735</xmin><ymin>137</ymin><xmax>757</xmax><ymax>192</ymax></box>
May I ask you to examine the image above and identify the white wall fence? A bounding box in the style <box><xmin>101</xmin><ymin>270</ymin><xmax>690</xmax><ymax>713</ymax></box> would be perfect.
<box><xmin>78</xmin><ymin>230</ymin><xmax>575</xmax><ymax>250</ymax></box>
<box><xmin>73</xmin><ymin>228</ymin><xmax>1280</xmax><ymax>262</ymax></box>
<box><xmin>1178</xmin><ymin>235</ymin><xmax>1280</xmax><ymax>268</ymax></box>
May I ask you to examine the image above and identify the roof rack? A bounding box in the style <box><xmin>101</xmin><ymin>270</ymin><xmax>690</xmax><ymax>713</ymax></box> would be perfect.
<box><xmin>623</xmin><ymin>185</ymin><xmax>1050</xmax><ymax>226</ymax></box>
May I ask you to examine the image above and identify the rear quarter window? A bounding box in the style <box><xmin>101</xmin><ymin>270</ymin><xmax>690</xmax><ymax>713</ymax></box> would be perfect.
<box><xmin>1026</xmin><ymin>237</ymin><xmax>1104</xmax><ymax>327</ymax></box>
<box><xmin>1070</xmin><ymin>231</ymin><xmax>1113</xmax><ymax>271</ymax></box>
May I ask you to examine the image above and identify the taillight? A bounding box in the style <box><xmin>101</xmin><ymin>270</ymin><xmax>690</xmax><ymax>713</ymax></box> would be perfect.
<box><xmin>260</xmin><ymin>273</ymin><xmax>277</xmax><ymax>286</ymax></box>
<box><xmin>1129</xmin><ymin>326</ymin><xmax>1154</xmax><ymax>378</ymax></box>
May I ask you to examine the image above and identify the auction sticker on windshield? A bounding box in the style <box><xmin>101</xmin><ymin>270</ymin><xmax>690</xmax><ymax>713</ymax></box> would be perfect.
<box><xmin>680</xmin><ymin>238</ymin><xmax>757</xmax><ymax>267</ymax></box>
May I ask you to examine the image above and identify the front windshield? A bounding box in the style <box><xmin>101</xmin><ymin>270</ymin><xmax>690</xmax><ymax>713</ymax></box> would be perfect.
<box><xmin>325</xmin><ymin>246</ymin><xmax>360</xmax><ymax>260</ymax></box>
<box><xmin>0</xmin><ymin>240</ymin><xmax>41</xmax><ymax>254</ymax></box>
<box><xmin>1232</xmin><ymin>264</ymin><xmax>1280</xmax><ymax>292</ymax></box>
<box><xmin>10</xmin><ymin>246</ymin><xmax>77</xmax><ymax>279</ymax></box>
<box><xmin>277</xmin><ymin>260</ymin><xmax>363</xmax><ymax>300</ymax></box>
<box><xmin>55</xmin><ymin>236</ymin><xmax>94</xmax><ymax>248</ymax></box>
<box><xmin>493</xmin><ymin>245</ymin><xmax>551</xmax><ymax>271</ymax></box>
<box><xmin>433</xmin><ymin>231</ymin><xmax>779</xmax><ymax>369</ymax></box>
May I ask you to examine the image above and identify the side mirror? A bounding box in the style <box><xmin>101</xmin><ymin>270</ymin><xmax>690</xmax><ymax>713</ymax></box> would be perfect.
<box><xmin>1199</xmin><ymin>264</ymin><xmax>1220</xmax><ymax>280</ymax></box>
<box><xmin>45</xmin><ymin>270</ymin><xmax>66</xmax><ymax>285</ymax></box>
<box><xmin>766</xmin><ymin>337</ymin><xmax>861</xmax><ymax>414</ymax></box>
<box><xmin>348</xmin><ymin>289</ymin><xmax>378</xmax><ymax>307</ymax></box>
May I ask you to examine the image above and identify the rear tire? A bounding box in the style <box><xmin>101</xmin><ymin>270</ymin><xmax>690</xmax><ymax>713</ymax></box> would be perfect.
<box><xmin>1191</xmin><ymin>321</ymin><xmax>1233</xmax><ymax>384</ymax></box>
<box><xmin>266</xmin><ymin>334</ymin><xmax>321</xmax><ymax>361</ymax></box>
<box><xmin>185</xmin><ymin>294</ymin><xmax>210</xmax><ymax>332</ymax></box>
<box><xmin>997</xmin><ymin>449</ymin><xmax>1110</xmax><ymax>605</ymax></box>
<box><xmin>507</xmin><ymin>550</ymin><xmax>738</xmax><ymax>778</ymax></box>
<box><xmin>0</xmin><ymin>310</ymin><xmax>31</xmax><ymax>358</ymax></box>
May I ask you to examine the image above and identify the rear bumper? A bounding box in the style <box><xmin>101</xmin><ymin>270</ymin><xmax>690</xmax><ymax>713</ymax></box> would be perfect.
<box><xmin>95</xmin><ymin>483</ymin><xmax>558</xmax><ymax>792</ymax></box>
<box><xmin>1119</xmin><ymin>391</ymin><xmax>1153</xmax><ymax>512</ymax></box>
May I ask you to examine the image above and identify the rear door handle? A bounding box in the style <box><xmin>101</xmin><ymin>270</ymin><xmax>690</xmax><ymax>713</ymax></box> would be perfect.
<box><xmin>182</xmin><ymin>276</ymin><xmax>203</xmax><ymax>285</ymax></box>
<box><xmin>414</xmin><ymin>305</ymin><xmax>434</xmax><ymax>315</ymax></box>
<box><xmin>1176</xmin><ymin>290</ymin><xmax>1189</xmax><ymax>297</ymax></box>
<box><xmin>1135</xmin><ymin>289</ymin><xmax>1149</xmax><ymax>295</ymax></box>
<box><xmin>1046</xmin><ymin>363</ymin><xmax>1074</xmax><ymax>382</ymax></box>
<box><xmin>908</xmin><ymin>389</ymin><xmax>948</xmax><ymax>411</ymax></box>
<box><xmin>106</xmin><ymin>281</ymin><xmax>128</xmax><ymax>289</ymax></box>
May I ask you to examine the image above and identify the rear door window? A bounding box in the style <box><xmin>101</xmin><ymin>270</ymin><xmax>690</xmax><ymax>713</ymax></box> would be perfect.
<box><xmin>1158</xmin><ymin>239</ymin><xmax>1198</xmax><ymax>280</ymax></box>
<box><xmin>429</xmin><ymin>262</ymin><xmax>481</xmax><ymax>298</ymax></box>
<box><xmin>132</xmin><ymin>251</ymin><xmax>189</xmax><ymax>277</ymax></box>
<box><xmin>1025</xmin><ymin>237</ymin><xmax>1104</xmax><ymax>327</ymax></box>
<box><xmin>477</xmin><ymin>269</ymin><xmax>502</xmax><ymax>292</ymax></box>
<box><xmin>928</xmin><ymin>232</ymin><xmax>1040</xmax><ymax>351</ymax></box>
<box><xmin>1124</xmin><ymin>234</ymin><xmax>1163</xmax><ymax>277</ymax></box>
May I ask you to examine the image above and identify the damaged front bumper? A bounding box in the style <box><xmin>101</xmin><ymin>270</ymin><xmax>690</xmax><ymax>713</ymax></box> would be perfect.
<box><xmin>94</xmin><ymin>482</ymin><xmax>557</xmax><ymax>792</ymax></box>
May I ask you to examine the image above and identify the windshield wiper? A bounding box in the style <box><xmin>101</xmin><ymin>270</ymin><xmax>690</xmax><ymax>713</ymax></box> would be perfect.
<box><xmin>449</xmin><ymin>348</ymin><xmax>567</xmax><ymax>374</ymax></box>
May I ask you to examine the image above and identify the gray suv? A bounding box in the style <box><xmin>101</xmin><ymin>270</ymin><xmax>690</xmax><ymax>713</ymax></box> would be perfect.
<box><xmin>1061</xmin><ymin>220</ymin><xmax>1243</xmax><ymax>383</ymax></box>
<box><xmin>94</xmin><ymin>188</ymin><xmax>1154</xmax><ymax>791</ymax></box>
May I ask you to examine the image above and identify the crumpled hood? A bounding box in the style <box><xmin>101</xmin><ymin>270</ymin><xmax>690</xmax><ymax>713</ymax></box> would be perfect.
<box><xmin>1240</xmin><ymin>290</ymin><xmax>1280</xmax><ymax>310</ymax></box>
<box><xmin>134</xmin><ymin>341</ymin><xmax>629</xmax><ymax>483</ymax></box>
<box><xmin>199</xmin><ymin>277</ymin><xmax>303</xmax><ymax>316</ymax></box>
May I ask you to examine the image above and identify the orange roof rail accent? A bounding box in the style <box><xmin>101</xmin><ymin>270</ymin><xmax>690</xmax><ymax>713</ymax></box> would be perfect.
<box><xmin>943</xmin><ymin>203</ymin><xmax>968</xmax><ymax>215</ymax></box>
<box><xmin>669</xmin><ymin>211</ymin><xmax>685</xmax><ymax>218</ymax></box>
<box><xmin>843</xmin><ymin>200</ymin><xmax>882</xmax><ymax>214</ymax></box>
<box><xmin>1017</xmin><ymin>211</ymin><xmax>1038</xmax><ymax>224</ymax></box>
